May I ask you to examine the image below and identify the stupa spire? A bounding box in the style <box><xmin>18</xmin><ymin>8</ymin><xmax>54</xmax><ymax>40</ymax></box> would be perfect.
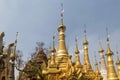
<box><xmin>57</xmin><ymin>3</ymin><xmax>68</xmax><ymax>56</ymax></box>
<box><xmin>83</xmin><ymin>25</ymin><xmax>88</xmax><ymax>45</ymax></box>
<box><xmin>94</xmin><ymin>53</ymin><xmax>103</xmax><ymax>80</ymax></box>
<box><xmin>55</xmin><ymin>4</ymin><xmax>69</xmax><ymax>70</ymax></box>
<box><xmin>94</xmin><ymin>54</ymin><xmax>100</xmax><ymax>75</ymax></box>
<box><xmin>60</xmin><ymin>3</ymin><xmax>64</xmax><ymax>25</ymax></box>
<box><xmin>75</xmin><ymin>37</ymin><xmax>82</xmax><ymax>68</ymax></box>
<box><xmin>105</xmin><ymin>28</ymin><xmax>118</xmax><ymax>80</ymax></box>
<box><xmin>50</xmin><ymin>35</ymin><xmax>56</xmax><ymax>65</ymax></box>
<box><xmin>98</xmin><ymin>41</ymin><xmax>107</xmax><ymax>80</ymax></box>
<box><xmin>51</xmin><ymin>34</ymin><xmax>56</xmax><ymax>53</ymax></box>
<box><xmin>83</xmin><ymin>25</ymin><xmax>92</xmax><ymax>71</ymax></box>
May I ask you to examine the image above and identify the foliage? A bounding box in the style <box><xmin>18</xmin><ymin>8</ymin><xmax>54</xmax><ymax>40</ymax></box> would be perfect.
<box><xmin>18</xmin><ymin>41</ymin><xmax>48</xmax><ymax>80</ymax></box>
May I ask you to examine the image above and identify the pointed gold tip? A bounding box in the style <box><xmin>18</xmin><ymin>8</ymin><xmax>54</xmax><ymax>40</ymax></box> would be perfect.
<box><xmin>58</xmin><ymin>4</ymin><xmax>66</xmax><ymax>32</ymax></box>
<box><xmin>99</xmin><ymin>42</ymin><xmax>104</xmax><ymax>53</ymax></box>
<box><xmin>105</xmin><ymin>28</ymin><xmax>113</xmax><ymax>56</ymax></box>
<box><xmin>106</xmin><ymin>30</ymin><xmax>119</xmax><ymax>79</ymax></box>
<box><xmin>51</xmin><ymin>35</ymin><xmax>55</xmax><ymax>53</ymax></box>
<box><xmin>75</xmin><ymin>37</ymin><xmax>79</xmax><ymax>54</ymax></box>
<box><xmin>106</xmin><ymin>42</ymin><xmax>113</xmax><ymax>56</ymax></box>
<box><xmin>60</xmin><ymin>3</ymin><xmax>64</xmax><ymax>25</ymax></box>
<box><xmin>83</xmin><ymin>27</ymin><xmax>88</xmax><ymax>45</ymax></box>
<box><xmin>94</xmin><ymin>53</ymin><xmax>100</xmax><ymax>75</ymax></box>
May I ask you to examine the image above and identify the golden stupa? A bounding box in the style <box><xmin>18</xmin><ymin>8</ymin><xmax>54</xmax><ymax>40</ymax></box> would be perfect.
<box><xmin>1</xmin><ymin>4</ymin><xmax>120</xmax><ymax>80</ymax></box>
<box><xmin>41</xmin><ymin>7</ymin><xmax>103</xmax><ymax>80</ymax></box>
<box><xmin>17</xmin><ymin>6</ymin><xmax>120</xmax><ymax>80</ymax></box>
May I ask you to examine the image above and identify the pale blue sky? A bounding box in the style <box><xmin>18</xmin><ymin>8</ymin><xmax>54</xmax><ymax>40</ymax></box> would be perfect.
<box><xmin>0</xmin><ymin>0</ymin><xmax>120</xmax><ymax>74</ymax></box>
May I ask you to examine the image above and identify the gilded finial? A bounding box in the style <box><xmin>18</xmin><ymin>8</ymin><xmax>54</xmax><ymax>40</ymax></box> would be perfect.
<box><xmin>50</xmin><ymin>34</ymin><xmax>56</xmax><ymax>65</ymax></box>
<box><xmin>51</xmin><ymin>34</ymin><xmax>56</xmax><ymax>53</ymax></box>
<box><xmin>106</xmin><ymin>28</ymin><xmax>110</xmax><ymax>47</ymax></box>
<box><xmin>60</xmin><ymin>3</ymin><xmax>64</xmax><ymax>25</ymax></box>
<box><xmin>56</xmin><ymin>4</ymin><xmax>68</xmax><ymax>57</ymax></box>
<box><xmin>105</xmin><ymin>28</ymin><xmax>113</xmax><ymax>56</ymax></box>
<box><xmin>74</xmin><ymin>37</ymin><xmax>82</xmax><ymax>68</ymax></box>
<box><xmin>58</xmin><ymin>3</ymin><xmax>66</xmax><ymax>32</ymax></box>
<box><xmin>99</xmin><ymin>41</ymin><xmax>104</xmax><ymax>53</ymax></box>
<box><xmin>83</xmin><ymin>24</ymin><xmax>88</xmax><ymax>45</ymax></box>
<box><xmin>105</xmin><ymin>28</ymin><xmax>118</xmax><ymax>80</ymax></box>
<box><xmin>75</xmin><ymin>37</ymin><xmax>79</xmax><ymax>54</ymax></box>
